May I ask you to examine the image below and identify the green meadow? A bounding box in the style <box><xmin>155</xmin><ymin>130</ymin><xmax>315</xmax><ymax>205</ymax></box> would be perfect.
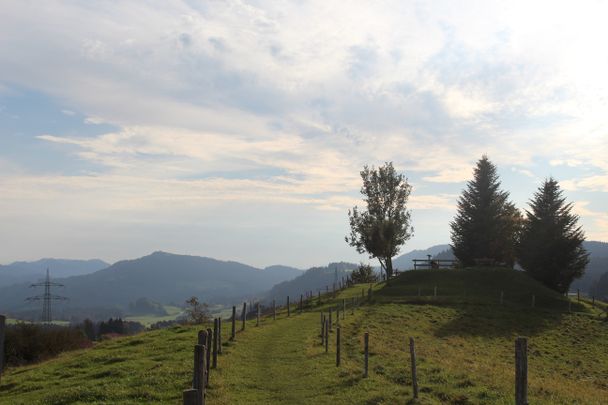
<box><xmin>1</xmin><ymin>268</ymin><xmax>606</xmax><ymax>404</ymax></box>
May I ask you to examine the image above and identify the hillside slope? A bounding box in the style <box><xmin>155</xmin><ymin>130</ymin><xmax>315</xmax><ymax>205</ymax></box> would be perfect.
<box><xmin>0</xmin><ymin>258</ymin><xmax>109</xmax><ymax>287</ymax></box>
<box><xmin>0</xmin><ymin>252</ymin><xmax>302</xmax><ymax>313</ymax></box>
<box><xmin>392</xmin><ymin>244</ymin><xmax>451</xmax><ymax>270</ymax></box>
<box><xmin>1</xmin><ymin>268</ymin><xmax>606</xmax><ymax>404</ymax></box>
<box><xmin>263</xmin><ymin>262</ymin><xmax>357</xmax><ymax>303</ymax></box>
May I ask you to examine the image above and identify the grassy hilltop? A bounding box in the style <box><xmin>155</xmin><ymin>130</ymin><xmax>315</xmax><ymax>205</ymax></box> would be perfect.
<box><xmin>1</xmin><ymin>268</ymin><xmax>607</xmax><ymax>404</ymax></box>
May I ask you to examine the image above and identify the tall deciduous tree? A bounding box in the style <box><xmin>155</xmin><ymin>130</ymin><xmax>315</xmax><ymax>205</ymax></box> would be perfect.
<box><xmin>450</xmin><ymin>156</ymin><xmax>520</xmax><ymax>267</ymax></box>
<box><xmin>517</xmin><ymin>178</ymin><xmax>589</xmax><ymax>293</ymax></box>
<box><xmin>346</xmin><ymin>162</ymin><xmax>413</xmax><ymax>279</ymax></box>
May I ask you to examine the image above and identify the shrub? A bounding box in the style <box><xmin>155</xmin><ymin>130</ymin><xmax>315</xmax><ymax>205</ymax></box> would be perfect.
<box><xmin>4</xmin><ymin>323</ymin><xmax>91</xmax><ymax>366</ymax></box>
<box><xmin>351</xmin><ymin>263</ymin><xmax>378</xmax><ymax>283</ymax></box>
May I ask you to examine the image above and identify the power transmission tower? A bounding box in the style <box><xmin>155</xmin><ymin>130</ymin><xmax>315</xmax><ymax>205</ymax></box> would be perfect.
<box><xmin>26</xmin><ymin>268</ymin><xmax>68</xmax><ymax>323</ymax></box>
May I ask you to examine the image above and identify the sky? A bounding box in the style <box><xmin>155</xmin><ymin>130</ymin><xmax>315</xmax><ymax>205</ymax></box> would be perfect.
<box><xmin>0</xmin><ymin>1</ymin><xmax>606</xmax><ymax>269</ymax></box>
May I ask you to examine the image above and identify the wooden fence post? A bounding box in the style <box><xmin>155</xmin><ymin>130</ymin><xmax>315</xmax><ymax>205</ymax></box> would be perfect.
<box><xmin>336</xmin><ymin>307</ymin><xmax>340</xmax><ymax>326</ymax></box>
<box><xmin>231</xmin><ymin>306</ymin><xmax>236</xmax><ymax>340</ymax></box>
<box><xmin>321</xmin><ymin>314</ymin><xmax>325</xmax><ymax>344</ymax></box>
<box><xmin>197</xmin><ymin>330</ymin><xmax>208</xmax><ymax>390</ymax></box>
<box><xmin>515</xmin><ymin>337</ymin><xmax>528</xmax><ymax>405</ymax></box>
<box><xmin>273</xmin><ymin>299</ymin><xmax>276</xmax><ymax>320</ymax></box>
<box><xmin>212</xmin><ymin>319</ymin><xmax>218</xmax><ymax>369</ymax></box>
<box><xmin>324</xmin><ymin>319</ymin><xmax>329</xmax><ymax>353</ymax></box>
<box><xmin>256</xmin><ymin>303</ymin><xmax>260</xmax><ymax>327</ymax></box>
<box><xmin>363</xmin><ymin>332</ymin><xmax>369</xmax><ymax>378</ymax></box>
<box><xmin>0</xmin><ymin>314</ymin><xmax>5</xmax><ymax>386</ymax></box>
<box><xmin>241</xmin><ymin>302</ymin><xmax>247</xmax><ymax>331</ymax></box>
<box><xmin>183</xmin><ymin>388</ymin><xmax>199</xmax><ymax>405</ymax></box>
<box><xmin>217</xmin><ymin>317</ymin><xmax>222</xmax><ymax>354</ymax></box>
<box><xmin>197</xmin><ymin>329</ymin><xmax>207</xmax><ymax>345</ymax></box>
<box><xmin>577</xmin><ymin>289</ymin><xmax>580</xmax><ymax>302</ymax></box>
<box><xmin>500</xmin><ymin>291</ymin><xmax>504</xmax><ymax>305</ymax></box>
<box><xmin>205</xmin><ymin>328</ymin><xmax>212</xmax><ymax>384</ymax></box>
<box><xmin>299</xmin><ymin>294</ymin><xmax>303</xmax><ymax>314</ymax></box>
<box><xmin>351</xmin><ymin>297</ymin><xmax>355</xmax><ymax>315</ymax></box>
<box><xmin>409</xmin><ymin>337</ymin><xmax>418</xmax><ymax>399</ymax></box>
<box><xmin>287</xmin><ymin>296</ymin><xmax>291</xmax><ymax>317</ymax></box>
<box><xmin>318</xmin><ymin>290</ymin><xmax>321</xmax><ymax>305</ymax></box>
<box><xmin>192</xmin><ymin>344</ymin><xmax>205</xmax><ymax>405</ymax></box>
<box><xmin>329</xmin><ymin>308</ymin><xmax>333</xmax><ymax>331</ymax></box>
<box><xmin>336</xmin><ymin>327</ymin><xmax>341</xmax><ymax>367</ymax></box>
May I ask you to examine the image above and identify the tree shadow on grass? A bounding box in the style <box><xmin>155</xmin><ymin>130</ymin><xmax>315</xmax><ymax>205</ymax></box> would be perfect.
<box><xmin>432</xmin><ymin>303</ymin><xmax>567</xmax><ymax>339</ymax></box>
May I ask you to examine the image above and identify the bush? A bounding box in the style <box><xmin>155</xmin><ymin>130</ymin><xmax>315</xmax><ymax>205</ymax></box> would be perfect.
<box><xmin>184</xmin><ymin>296</ymin><xmax>211</xmax><ymax>324</ymax></box>
<box><xmin>4</xmin><ymin>323</ymin><xmax>91</xmax><ymax>366</ymax></box>
<box><xmin>351</xmin><ymin>263</ymin><xmax>378</xmax><ymax>283</ymax></box>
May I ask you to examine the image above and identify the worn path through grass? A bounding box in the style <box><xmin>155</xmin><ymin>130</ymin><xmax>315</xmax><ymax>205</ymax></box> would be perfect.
<box><xmin>211</xmin><ymin>310</ymin><xmax>344</xmax><ymax>404</ymax></box>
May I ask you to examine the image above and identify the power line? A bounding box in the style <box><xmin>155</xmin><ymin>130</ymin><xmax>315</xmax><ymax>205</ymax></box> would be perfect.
<box><xmin>26</xmin><ymin>268</ymin><xmax>68</xmax><ymax>323</ymax></box>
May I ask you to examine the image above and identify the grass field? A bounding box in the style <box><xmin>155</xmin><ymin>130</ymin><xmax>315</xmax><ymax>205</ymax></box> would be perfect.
<box><xmin>1</xmin><ymin>268</ymin><xmax>606</xmax><ymax>404</ymax></box>
<box><xmin>124</xmin><ymin>305</ymin><xmax>185</xmax><ymax>327</ymax></box>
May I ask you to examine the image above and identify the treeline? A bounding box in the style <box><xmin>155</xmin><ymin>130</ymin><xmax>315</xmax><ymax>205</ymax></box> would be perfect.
<box><xmin>4</xmin><ymin>324</ymin><xmax>90</xmax><ymax>367</ymax></box>
<box><xmin>80</xmin><ymin>317</ymin><xmax>145</xmax><ymax>341</ymax></box>
<box><xmin>4</xmin><ymin>318</ymin><xmax>144</xmax><ymax>367</ymax></box>
<box><xmin>451</xmin><ymin>156</ymin><xmax>589</xmax><ymax>293</ymax></box>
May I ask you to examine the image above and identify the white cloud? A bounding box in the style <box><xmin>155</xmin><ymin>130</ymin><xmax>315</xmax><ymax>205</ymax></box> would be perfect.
<box><xmin>1</xmin><ymin>0</ymin><xmax>607</xmax><ymax>263</ymax></box>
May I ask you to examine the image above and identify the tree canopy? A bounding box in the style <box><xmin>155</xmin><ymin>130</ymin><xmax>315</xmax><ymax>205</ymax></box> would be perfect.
<box><xmin>450</xmin><ymin>155</ymin><xmax>521</xmax><ymax>267</ymax></box>
<box><xmin>517</xmin><ymin>178</ymin><xmax>589</xmax><ymax>293</ymax></box>
<box><xmin>346</xmin><ymin>162</ymin><xmax>413</xmax><ymax>278</ymax></box>
<box><xmin>184</xmin><ymin>296</ymin><xmax>211</xmax><ymax>324</ymax></box>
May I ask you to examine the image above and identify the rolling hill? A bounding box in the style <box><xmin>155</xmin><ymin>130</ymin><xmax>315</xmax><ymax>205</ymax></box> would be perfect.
<box><xmin>392</xmin><ymin>244</ymin><xmax>451</xmax><ymax>270</ymax></box>
<box><xmin>263</xmin><ymin>262</ymin><xmax>357</xmax><ymax>303</ymax></box>
<box><xmin>0</xmin><ymin>258</ymin><xmax>109</xmax><ymax>287</ymax></box>
<box><xmin>0</xmin><ymin>252</ymin><xmax>302</xmax><ymax>318</ymax></box>
<box><xmin>2</xmin><ymin>267</ymin><xmax>606</xmax><ymax>404</ymax></box>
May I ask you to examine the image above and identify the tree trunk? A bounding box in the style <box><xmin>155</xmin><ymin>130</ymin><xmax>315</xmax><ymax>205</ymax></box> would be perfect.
<box><xmin>378</xmin><ymin>259</ymin><xmax>386</xmax><ymax>280</ymax></box>
<box><xmin>385</xmin><ymin>256</ymin><xmax>394</xmax><ymax>279</ymax></box>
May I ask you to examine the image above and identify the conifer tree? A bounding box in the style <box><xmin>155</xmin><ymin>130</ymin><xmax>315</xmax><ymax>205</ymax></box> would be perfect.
<box><xmin>517</xmin><ymin>178</ymin><xmax>589</xmax><ymax>293</ymax></box>
<box><xmin>450</xmin><ymin>156</ymin><xmax>520</xmax><ymax>266</ymax></box>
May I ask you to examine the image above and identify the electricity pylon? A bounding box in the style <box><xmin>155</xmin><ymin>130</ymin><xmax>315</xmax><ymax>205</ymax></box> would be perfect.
<box><xmin>26</xmin><ymin>268</ymin><xmax>68</xmax><ymax>323</ymax></box>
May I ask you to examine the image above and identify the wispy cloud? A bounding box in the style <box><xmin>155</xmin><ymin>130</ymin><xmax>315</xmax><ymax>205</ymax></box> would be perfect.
<box><xmin>0</xmin><ymin>0</ymin><xmax>607</xmax><ymax>264</ymax></box>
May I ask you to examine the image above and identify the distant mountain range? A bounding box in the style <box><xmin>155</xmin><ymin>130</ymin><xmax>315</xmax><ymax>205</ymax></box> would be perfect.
<box><xmin>1</xmin><ymin>240</ymin><xmax>605</xmax><ymax>320</ymax></box>
<box><xmin>0</xmin><ymin>258</ymin><xmax>110</xmax><ymax>287</ymax></box>
<box><xmin>263</xmin><ymin>262</ymin><xmax>358</xmax><ymax>303</ymax></box>
<box><xmin>392</xmin><ymin>241</ymin><xmax>608</xmax><ymax>293</ymax></box>
<box><xmin>392</xmin><ymin>244</ymin><xmax>452</xmax><ymax>270</ymax></box>
<box><xmin>0</xmin><ymin>252</ymin><xmax>302</xmax><ymax>318</ymax></box>
<box><xmin>571</xmin><ymin>241</ymin><xmax>608</xmax><ymax>293</ymax></box>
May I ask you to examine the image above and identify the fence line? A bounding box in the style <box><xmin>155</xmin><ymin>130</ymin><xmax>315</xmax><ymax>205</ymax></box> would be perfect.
<box><xmin>181</xmin><ymin>275</ymin><xmax>574</xmax><ymax>404</ymax></box>
<box><xmin>0</xmin><ymin>314</ymin><xmax>5</xmax><ymax>387</ymax></box>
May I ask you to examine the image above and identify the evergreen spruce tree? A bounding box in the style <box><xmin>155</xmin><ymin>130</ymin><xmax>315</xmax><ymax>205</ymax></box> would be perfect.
<box><xmin>450</xmin><ymin>156</ymin><xmax>520</xmax><ymax>266</ymax></box>
<box><xmin>517</xmin><ymin>178</ymin><xmax>589</xmax><ymax>293</ymax></box>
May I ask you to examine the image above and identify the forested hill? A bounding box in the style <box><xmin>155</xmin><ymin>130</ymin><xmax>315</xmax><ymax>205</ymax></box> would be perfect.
<box><xmin>572</xmin><ymin>241</ymin><xmax>608</xmax><ymax>293</ymax></box>
<box><xmin>264</xmin><ymin>262</ymin><xmax>358</xmax><ymax>302</ymax></box>
<box><xmin>392</xmin><ymin>244</ymin><xmax>451</xmax><ymax>270</ymax></box>
<box><xmin>0</xmin><ymin>258</ymin><xmax>109</xmax><ymax>287</ymax></box>
<box><xmin>0</xmin><ymin>252</ymin><xmax>302</xmax><ymax>313</ymax></box>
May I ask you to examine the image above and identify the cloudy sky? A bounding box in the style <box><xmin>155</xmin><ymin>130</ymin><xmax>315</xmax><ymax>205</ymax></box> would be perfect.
<box><xmin>0</xmin><ymin>1</ymin><xmax>606</xmax><ymax>268</ymax></box>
